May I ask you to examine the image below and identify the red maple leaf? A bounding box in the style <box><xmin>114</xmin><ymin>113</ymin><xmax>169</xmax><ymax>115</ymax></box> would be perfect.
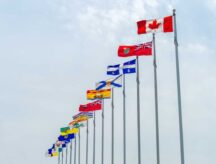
<box><xmin>148</xmin><ymin>20</ymin><xmax>161</xmax><ymax>30</ymax></box>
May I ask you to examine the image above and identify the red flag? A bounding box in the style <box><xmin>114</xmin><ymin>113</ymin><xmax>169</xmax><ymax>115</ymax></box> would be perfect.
<box><xmin>137</xmin><ymin>15</ymin><xmax>173</xmax><ymax>34</ymax></box>
<box><xmin>118</xmin><ymin>42</ymin><xmax>152</xmax><ymax>57</ymax></box>
<box><xmin>79</xmin><ymin>100</ymin><xmax>102</xmax><ymax>112</ymax></box>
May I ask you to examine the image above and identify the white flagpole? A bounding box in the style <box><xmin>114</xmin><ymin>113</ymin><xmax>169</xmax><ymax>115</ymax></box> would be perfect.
<box><xmin>86</xmin><ymin>120</ymin><xmax>89</xmax><ymax>164</ymax></box>
<box><xmin>122</xmin><ymin>74</ymin><xmax>126</xmax><ymax>164</ymax></box>
<box><xmin>173</xmin><ymin>9</ymin><xmax>185</xmax><ymax>164</ymax></box>
<box><xmin>101</xmin><ymin>99</ymin><xmax>105</xmax><ymax>164</ymax></box>
<box><xmin>78</xmin><ymin>131</ymin><xmax>81</xmax><ymax>164</ymax></box>
<box><xmin>153</xmin><ymin>33</ymin><xmax>160</xmax><ymax>164</ymax></box>
<box><xmin>74</xmin><ymin>136</ymin><xmax>77</xmax><ymax>164</ymax></box>
<box><xmin>111</xmin><ymin>88</ymin><xmax>115</xmax><ymax>164</ymax></box>
<box><xmin>136</xmin><ymin>56</ymin><xmax>141</xmax><ymax>164</ymax></box>
<box><xmin>58</xmin><ymin>151</ymin><xmax>61</xmax><ymax>164</ymax></box>
<box><xmin>66</xmin><ymin>144</ymin><xmax>68</xmax><ymax>164</ymax></box>
<box><xmin>93</xmin><ymin>111</ymin><xmax>96</xmax><ymax>164</ymax></box>
<box><xmin>62</xmin><ymin>149</ymin><xmax>64</xmax><ymax>164</ymax></box>
<box><xmin>70</xmin><ymin>140</ymin><xmax>73</xmax><ymax>164</ymax></box>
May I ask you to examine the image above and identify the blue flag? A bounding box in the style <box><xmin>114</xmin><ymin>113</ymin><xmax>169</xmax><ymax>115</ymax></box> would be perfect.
<box><xmin>96</xmin><ymin>75</ymin><xmax>122</xmax><ymax>90</ymax></box>
<box><xmin>58</xmin><ymin>134</ymin><xmax>75</xmax><ymax>142</ymax></box>
<box><xmin>107</xmin><ymin>64</ymin><xmax>120</xmax><ymax>75</ymax></box>
<box><xmin>123</xmin><ymin>59</ymin><xmax>136</xmax><ymax>74</ymax></box>
<box><xmin>48</xmin><ymin>148</ymin><xmax>53</xmax><ymax>154</ymax></box>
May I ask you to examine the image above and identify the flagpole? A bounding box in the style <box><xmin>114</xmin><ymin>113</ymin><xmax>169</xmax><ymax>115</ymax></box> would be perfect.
<box><xmin>123</xmin><ymin>74</ymin><xmax>126</xmax><ymax>164</ymax></box>
<box><xmin>78</xmin><ymin>130</ymin><xmax>81</xmax><ymax>164</ymax></box>
<box><xmin>93</xmin><ymin>111</ymin><xmax>96</xmax><ymax>164</ymax></box>
<box><xmin>70</xmin><ymin>140</ymin><xmax>73</xmax><ymax>164</ymax></box>
<box><xmin>62</xmin><ymin>148</ymin><xmax>64</xmax><ymax>164</ymax></box>
<box><xmin>74</xmin><ymin>136</ymin><xmax>77</xmax><ymax>164</ymax></box>
<box><xmin>86</xmin><ymin>120</ymin><xmax>89</xmax><ymax>164</ymax></box>
<box><xmin>111</xmin><ymin>88</ymin><xmax>115</xmax><ymax>164</ymax></box>
<box><xmin>58</xmin><ymin>151</ymin><xmax>61</xmax><ymax>164</ymax></box>
<box><xmin>101</xmin><ymin>99</ymin><xmax>104</xmax><ymax>164</ymax></box>
<box><xmin>153</xmin><ymin>33</ymin><xmax>160</xmax><ymax>164</ymax></box>
<box><xmin>136</xmin><ymin>56</ymin><xmax>141</xmax><ymax>164</ymax></box>
<box><xmin>173</xmin><ymin>9</ymin><xmax>185</xmax><ymax>164</ymax></box>
<box><xmin>66</xmin><ymin>144</ymin><xmax>68</xmax><ymax>164</ymax></box>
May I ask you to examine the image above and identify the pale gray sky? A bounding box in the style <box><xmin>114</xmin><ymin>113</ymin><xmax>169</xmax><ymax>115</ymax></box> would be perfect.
<box><xmin>0</xmin><ymin>0</ymin><xmax>216</xmax><ymax>164</ymax></box>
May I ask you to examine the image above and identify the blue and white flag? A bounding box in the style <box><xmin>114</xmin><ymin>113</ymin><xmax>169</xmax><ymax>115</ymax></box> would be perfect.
<box><xmin>123</xmin><ymin>59</ymin><xmax>136</xmax><ymax>74</ymax></box>
<box><xmin>107</xmin><ymin>59</ymin><xmax>136</xmax><ymax>76</ymax></box>
<box><xmin>107</xmin><ymin>64</ymin><xmax>120</xmax><ymax>75</ymax></box>
<box><xmin>96</xmin><ymin>75</ymin><xmax>122</xmax><ymax>90</ymax></box>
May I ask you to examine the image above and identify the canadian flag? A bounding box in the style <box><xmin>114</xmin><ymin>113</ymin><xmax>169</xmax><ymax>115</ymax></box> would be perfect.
<box><xmin>137</xmin><ymin>15</ymin><xmax>173</xmax><ymax>34</ymax></box>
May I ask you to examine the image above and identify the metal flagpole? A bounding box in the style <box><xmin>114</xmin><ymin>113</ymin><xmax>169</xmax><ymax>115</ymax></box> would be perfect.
<box><xmin>173</xmin><ymin>9</ymin><xmax>185</xmax><ymax>164</ymax></box>
<box><xmin>78</xmin><ymin>130</ymin><xmax>81</xmax><ymax>164</ymax></box>
<box><xmin>93</xmin><ymin>111</ymin><xmax>96</xmax><ymax>164</ymax></box>
<box><xmin>58</xmin><ymin>151</ymin><xmax>60</xmax><ymax>164</ymax></box>
<box><xmin>62</xmin><ymin>149</ymin><xmax>64</xmax><ymax>164</ymax></box>
<box><xmin>153</xmin><ymin>33</ymin><xmax>160</xmax><ymax>164</ymax></box>
<box><xmin>122</xmin><ymin>74</ymin><xmax>126</xmax><ymax>164</ymax></box>
<box><xmin>86</xmin><ymin>120</ymin><xmax>89</xmax><ymax>164</ymax></box>
<box><xmin>101</xmin><ymin>99</ymin><xmax>104</xmax><ymax>164</ymax></box>
<box><xmin>136</xmin><ymin>56</ymin><xmax>141</xmax><ymax>164</ymax></box>
<box><xmin>74</xmin><ymin>136</ymin><xmax>77</xmax><ymax>164</ymax></box>
<box><xmin>70</xmin><ymin>140</ymin><xmax>73</xmax><ymax>164</ymax></box>
<box><xmin>66</xmin><ymin>144</ymin><xmax>68</xmax><ymax>164</ymax></box>
<box><xmin>111</xmin><ymin>88</ymin><xmax>114</xmax><ymax>164</ymax></box>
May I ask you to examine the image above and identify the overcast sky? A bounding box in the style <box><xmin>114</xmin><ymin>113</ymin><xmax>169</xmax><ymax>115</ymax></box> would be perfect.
<box><xmin>0</xmin><ymin>0</ymin><xmax>216</xmax><ymax>164</ymax></box>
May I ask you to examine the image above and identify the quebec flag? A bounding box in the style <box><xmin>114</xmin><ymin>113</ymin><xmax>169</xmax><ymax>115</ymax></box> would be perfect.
<box><xmin>123</xmin><ymin>59</ymin><xmax>136</xmax><ymax>74</ymax></box>
<box><xmin>107</xmin><ymin>59</ymin><xmax>136</xmax><ymax>75</ymax></box>
<box><xmin>107</xmin><ymin>64</ymin><xmax>120</xmax><ymax>75</ymax></box>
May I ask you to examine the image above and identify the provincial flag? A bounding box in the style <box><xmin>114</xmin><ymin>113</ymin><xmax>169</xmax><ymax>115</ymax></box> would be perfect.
<box><xmin>87</xmin><ymin>89</ymin><xmax>111</xmax><ymax>100</ymax></box>
<box><xmin>48</xmin><ymin>148</ymin><xmax>53</xmax><ymax>155</ymax></box>
<box><xmin>118</xmin><ymin>42</ymin><xmax>152</xmax><ymax>57</ymax></box>
<box><xmin>107</xmin><ymin>64</ymin><xmax>120</xmax><ymax>75</ymax></box>
<box><xmin>96</xmin><ymin>75</ymin><xmax>122</xmax><ymax>90</ymax></box>
<box><xmin>73</xmin><ymin>123</ymin><xmax>85</xmax><ymax>128</ymax></box>
<box><xmin>60</xmin><ymin>126</ymin><xmax>70</xmax><ymax>133</ymax></box>
<box><xmin>79</xmin><ymin>100</ymin><xmax>102</xmax><ymax>112</ymax></box>
<box><xmin>58</xmin><ymin>133</ymin><xmax>75</xmax><ymax>141</ymax></box>
<box><xmin>55</xmin><ymin>141</ymin><xmax>64</xmax><ymax>147</ymax></box>
<box><xmin>60</xmin><ymin>128</ymin><xmax>79</xmax><ymax>136</ymax></box>
<box><xmin>107</xmin><ymin>59</ymin><xmax>136</xmax><ymax>76</ymax></box>
<box><xmin>52</xmin><ymin>152</ymin><xmax>58</xmax><ymax>157</ymax></box>
<box><xmin>67</xmin><ymin>128</ymin><xmax>79</xmax><ymax>134</ymax></box>
<box><xmin>137</xmin><ymin>15</ymin><xmax>173</xmax><ymax>34</ymax></box>
<box><xmin>123</xmin><ymin>59</ymin><xmax>136</xmax><ymax>74</ymax></box>
<box><xmin>73</xmin><ymin>112</ymin><xmax>94</xmax><ymax>120</ymax></box>
<box><xmin>69</xmin><ymin>117</ymin><xmax>89</xmax><ymax>125</ymax></box>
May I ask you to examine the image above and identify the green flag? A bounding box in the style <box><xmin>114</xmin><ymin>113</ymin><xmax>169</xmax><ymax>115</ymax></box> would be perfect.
<box><xmin>60</xmin><ymin>126</ymin><xmax>70</xmax><ymax>133</ymax></box>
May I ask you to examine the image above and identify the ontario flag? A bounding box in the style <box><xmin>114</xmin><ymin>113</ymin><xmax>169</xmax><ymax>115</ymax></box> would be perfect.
<box><xmin>118</xmin><ymin>42</ymin><xmax>152</xmax><ymax>57</ymax></box>
<box><xmin>137</xmin><ymin>15</ymin><xmax>173</xmax><ymax>34</ymax></box>
<box><xmin>79</xmin><ymin>100</ymin><xmax>102</xmax><ymax>112</ymax></box>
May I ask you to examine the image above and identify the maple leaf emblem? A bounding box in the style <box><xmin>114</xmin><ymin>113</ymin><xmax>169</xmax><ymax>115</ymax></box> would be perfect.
<box><xmin>123</xmin><ymin>48</ymin><xmax>130</xmax><ymax>54</ymax></box>
<box><xmin>148</xmin><ymin>20</ymin><xmax>161</xmax><ymax>30</ymax></box>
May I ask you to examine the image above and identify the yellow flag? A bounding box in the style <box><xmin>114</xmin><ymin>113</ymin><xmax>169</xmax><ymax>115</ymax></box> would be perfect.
<box><xmin>87</xmin><ymin>89</ymin><xmax>111</xmax><ymax>100</ymax></box>
<box><xmin>60</xmin><ymin>128</ymin><xmax>79</xmax><ymax>136</ymax></box>
<box><xmin>60</xmin><ymin>131</ymin><xmax>68</xmax><ymax>136</ymax></box>
<box><xmin>52</xmin><ymin>152</ymin><xmax>58</xmax><ymax>156</ymax></box>
<box><xmin>68</xmin><ymin>128</ymin><xmax>79</xmax><ymax>134</ymax></box>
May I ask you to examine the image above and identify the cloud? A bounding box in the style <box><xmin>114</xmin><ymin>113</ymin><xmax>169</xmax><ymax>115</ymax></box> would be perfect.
<box><xmin>206</xmin><ymin>0</ymin><xmax>216</xmax><ymax>13</ymax></box>
<box><xmin>1</xmin><ymin>1</ymin><xmax>216</xmax><ymax>164</ymax></box>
